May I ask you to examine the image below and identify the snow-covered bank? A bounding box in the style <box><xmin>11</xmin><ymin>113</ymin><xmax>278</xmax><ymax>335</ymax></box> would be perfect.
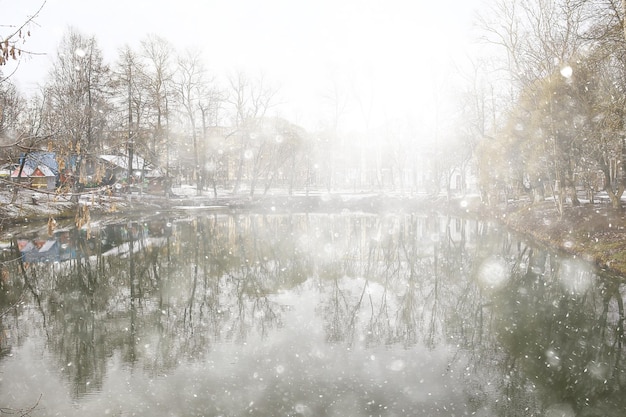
<box><xmin>12</xmin><ymin>187</ymin><xmax>625</xmax><ymax>280</ymax></box>
<box><xmin>0</xmin><ymin>187</ymin><xmax>472</xmax><ymax>226</ymax></box>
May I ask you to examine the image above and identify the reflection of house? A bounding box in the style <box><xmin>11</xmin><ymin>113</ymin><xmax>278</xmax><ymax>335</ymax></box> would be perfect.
<box><xmin>16</xmin><ymin>219</ymin><xmax>171</xmax><ymax>263</ymax></box>
<box><xmin>17</xmin><ymin>230</ymin><xmax>79</xmax><ymax>263</ymax></box>
<box><xmin>18</xmin><ymin>239</ymin><xmax>62</xmax><ymax>262</ymax></box>
<box><xmin>11</xmin><ymin>152</ymin><xmax>59</xmax><ymax>190</ymax></box>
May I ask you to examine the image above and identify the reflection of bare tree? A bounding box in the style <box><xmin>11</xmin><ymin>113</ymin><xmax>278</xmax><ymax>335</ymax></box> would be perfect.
<box><xmin>127</xmin><ymin>224</ymin><xmax>138</xmax><ymax>364</ymax></box>
<box><xmin>4</xmin><ymin>211</ymin><xmax>626</xmax><ymax>415</ymax></box>
<box><xmin>46</xmin><ymin>259</ymin><xmax>110</xmax><ymax>396</ymax></box>
<box><xmin>220</xmin><ymin>215</ymin><xmax>282</xmax><ymax>342</ymax></box>
<box><xmin>314</xmin><ymin>213</ymin><xmax>464</xmax><ymax>348</ymax></box>
<box><xmin>323</xmin><ymin>277</ymin><xmax>369</xmax><ymax>344</ymax></box>
<box><xmin>0</xmin><ymin>394</ymin><xmax>41</xmax><ymax>417</ymax></box>
<box><xmin>0</xmin><ymin>242</ymin><xmax>42</xmax><ymax>360</ymax></box>
<box><xmin>596</xmin><ymin>278</ymin><xmax>625</xmax><ymax>389</ymax></box>
<box><xmin>467</xmin><ymin>235</ymin><xmax>626</xmax><ymax>415</ymax></box>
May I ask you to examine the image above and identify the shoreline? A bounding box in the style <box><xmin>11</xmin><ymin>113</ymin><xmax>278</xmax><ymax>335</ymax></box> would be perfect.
<box><xmin>478</xmin><ymin>200</ymin><xmax>626</xmax><ymax>278</ymax></box>
<box><xmin>3</xmin><ymin>190</ymin><xmax>626</xmax><ymax>277</ymax></box>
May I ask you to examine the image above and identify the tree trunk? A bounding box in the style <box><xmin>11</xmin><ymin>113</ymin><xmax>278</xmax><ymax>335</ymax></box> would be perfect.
<box><xmin>233</xmin><ymin>133</ymin><xmax>245</xmax><ymax>194</ymax></box>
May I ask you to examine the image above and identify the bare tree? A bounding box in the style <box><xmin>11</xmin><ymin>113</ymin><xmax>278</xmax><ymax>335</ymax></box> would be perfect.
<box><xmin>140</xmin><ymin>35</ymin><xmax>174</xmax><ymax>181</ymax></box>
<box><xmin>477</xmin><ymin>0</ymin><xmax>587</xmax><ymax>212</ymax></box>
<box><xmin>0</xmin><ymin>81</ymin><xmax>22</xmax><ymax>140</ymax></box>
<box><xmin>174</xmin><ymin>48</ymin><xmax>211</xmax><ymax>194</ymax></box>
<box><xmin>244</xmin><ymin>117</ymin><xmax>307</xmax><ymax>196</ymax></box>
<box><xmin>44</xmin><ymin>28</ymin><xmax>111</xmax><ymax>196</ymax></box>
<box><xmin>0</xmin><ymin>1</ymin><xmax>46</xmax><ymax>82</ymax></box>
<box><xmin>197</xmin><ymin>85</ymin><xmax>224</xmax><ymax>197</ymax></box>
<box><xmin>478</xmin><ymin>0</ymin><xmax>584</xmax><ymax>92</ymax></box>
<box><xmin>226</xmin><ymin>71</ymin><xmax>278</xmax><ymax>194</ymax></box>
<box><xmin>457</xmin><ymin>58</ymin><xmax>502</xmax><ymax>201</ymax></box>
<box><xmin>319</xmin><ymin>73</ymin><xmax>350</xmax><ymax>192</ymax></box>
<box><xmin>114</xmin><ymin>46</ymin><xmax>144</xmax><ymax>184</ymax></box>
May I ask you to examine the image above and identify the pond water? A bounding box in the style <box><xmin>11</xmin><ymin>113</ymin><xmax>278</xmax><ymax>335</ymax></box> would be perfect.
<box><xmin>0</xmin><ymin>210</ymin><xmax>624</xmax><ymax>416</ymax></box>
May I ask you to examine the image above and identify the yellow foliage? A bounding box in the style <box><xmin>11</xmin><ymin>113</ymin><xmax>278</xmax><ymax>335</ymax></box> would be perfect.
<box><xmin>47</xmin><ymin>216</ymin><xmax>56</xmax><ymax>237</ymax></box>
<box><xmin>75</xmin><ymin>205</ymin><xmax>91</xmax><ymax>238</ymax></box>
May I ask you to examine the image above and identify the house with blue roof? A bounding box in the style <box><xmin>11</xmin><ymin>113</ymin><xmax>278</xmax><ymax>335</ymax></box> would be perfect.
<box><xmin>10</xmin><ymin>152</ymin><xmax>59</xmax><ymax>190</ymax></box>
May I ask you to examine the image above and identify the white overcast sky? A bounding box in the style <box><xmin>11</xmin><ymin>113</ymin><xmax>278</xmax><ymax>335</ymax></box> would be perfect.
<box><xmin>5</xmin><ymin>0</ymin><xmax>483</xmax><ymax>131</ymax></box>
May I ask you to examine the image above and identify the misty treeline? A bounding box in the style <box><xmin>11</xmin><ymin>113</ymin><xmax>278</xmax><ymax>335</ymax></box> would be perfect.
<box><xmin>4</xmin><ymin>0</ymin><xmax>626</xmax><ymax>204</ymax></box>
<box><xmin>475</xmin><ymin>0</ymin><xmax>626</xmax><ymax>213</ymax></box>
<box><xmin>0</xmin><ymin>24</ymin><xmax>461</xmax><ymax>199</ymax></box>
<box><xmin>0</xmin><ymin>27</ymin><xmax>312</xmax><ymax>197</ymax></box>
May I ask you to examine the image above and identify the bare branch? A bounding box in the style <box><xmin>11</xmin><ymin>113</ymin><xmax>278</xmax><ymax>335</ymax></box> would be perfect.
<box><xmin>0</xmin><ymin>1</ymin><xmax>47</xmax><ymax>66</ymax></box>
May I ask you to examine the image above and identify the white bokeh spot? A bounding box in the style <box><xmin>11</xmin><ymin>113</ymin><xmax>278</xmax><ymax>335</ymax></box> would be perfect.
<box><xmin>477</xmin><ymin>256</ymin><xmax>509</xmax><ymax>289</ymax></box>
<box><xmin>560</xmin><ymin>65</ymin><xmax>573</xmax><ymax>78</ymax></box>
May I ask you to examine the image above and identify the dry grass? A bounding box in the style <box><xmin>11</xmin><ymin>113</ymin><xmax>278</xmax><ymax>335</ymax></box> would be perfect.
<box><xmin>498</xmin><ymin>200</ymin><xmax>626</xmax><ymax>275</ymax></box>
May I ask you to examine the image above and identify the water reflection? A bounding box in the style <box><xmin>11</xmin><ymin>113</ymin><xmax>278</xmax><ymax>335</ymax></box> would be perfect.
<box><xmin>0</xmin><ymin>212</ymin><xmax>624</xmax><ymax>415</ymax></box>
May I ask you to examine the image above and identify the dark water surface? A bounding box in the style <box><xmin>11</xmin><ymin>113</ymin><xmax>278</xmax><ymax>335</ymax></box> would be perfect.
<box><xmin>0</xmin><ymin>211</ymin><xmax>624</xmax><ymax>416</ymax></box>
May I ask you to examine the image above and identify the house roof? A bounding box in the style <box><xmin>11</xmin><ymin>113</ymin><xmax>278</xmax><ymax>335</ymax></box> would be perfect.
<box><xmin>145</xmin><ymin>168</ymin><xmax>166</xmax><ymax>178</ymax></box>
<box><xmin>11</xmin><ymin>152</ymin><xmax>58</xmax><ymax>178</ymax></box>
<box><xmin>99</xmin><ymin>154</ymin><xmax>153</xmax><ymax>171</ymax></box>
